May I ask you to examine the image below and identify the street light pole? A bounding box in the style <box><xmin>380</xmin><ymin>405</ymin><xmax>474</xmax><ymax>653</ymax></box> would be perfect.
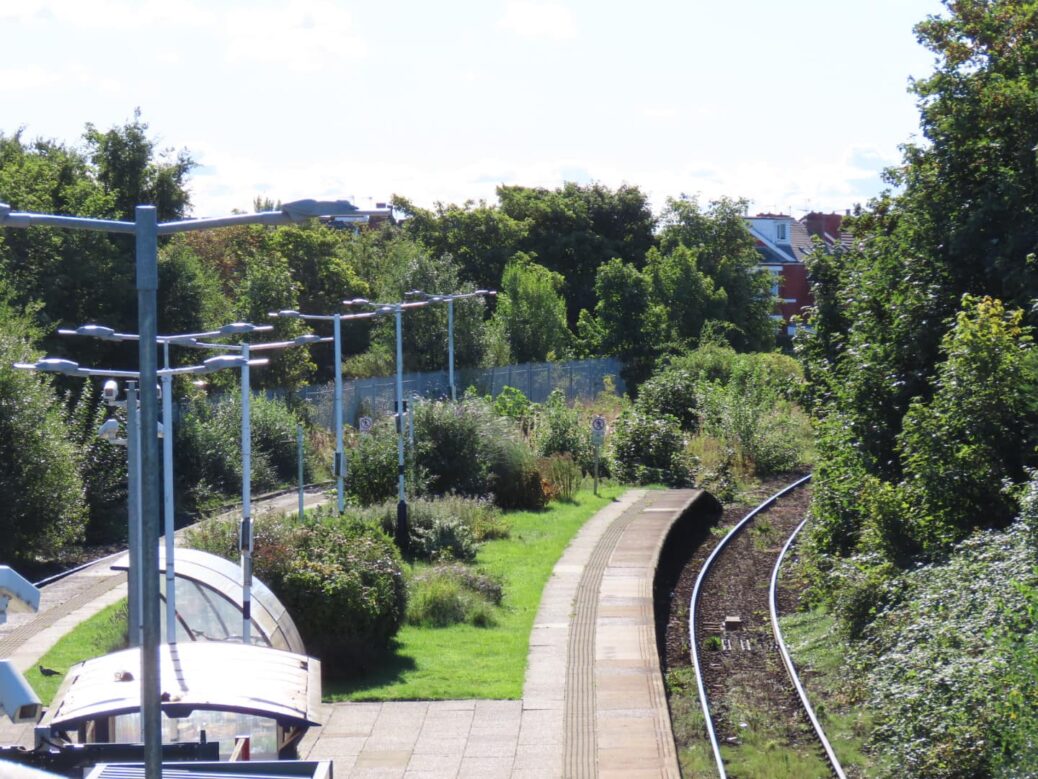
<box><xmin>268</xmin><ymin>309</ymin><xmax>386</xmax><ymax>514</ymax></box>
<box><xmin>125</xmin><ymin>382</ymin><xmax>142</xmax><ymax>648</ymax></box>
<box><xmin>393</xmin><ymin>304</ymin><xmax>407</xmax><ymax>552</ymax></box>
<box><xmin>333</xmin><ymin>314</ymin><xmax>344</xmax><ymax>513</ymax></box>
<box><xmin>404</xmin><ymin>289</ymin><xmax>495</xmax><ymax>402</ymax></box>
<box><xmin>2</xmin><ymin>198</ymin><xmax>356</xmax><ymax>779</ymax></box>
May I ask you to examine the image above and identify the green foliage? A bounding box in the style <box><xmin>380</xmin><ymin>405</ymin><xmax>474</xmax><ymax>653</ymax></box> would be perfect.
<box><xmin>497</xmin><ymin>182</ymin><xmax>656</xmax><ymax>327</ymax></box>
<box><xmin>492</xmin><ymin>385</ymin><xmax>535</xmax><ymax>431</ymax></box>
<box><xmin>67</xmin><ymin>384</ymin><xmax>127</xmax><ymax>544</ymax></box>
<box><xmin>635</xmin><ymin>368</ymin><xmax>700</xmax><ymax>432</ymax></box>
<box><xmin>392</xmin><ymin>196</ymin><xmax>528</xmax><ymax>292</ymax></box>
<box><xmin>360</xmin><ymin>496</ymin><xmax>503</xmax><ymax>562</ymax></box>
<box><xmin>406</xmin><ymin>564</ymin><xmax>501</xmax><ymax>628</ymax></box>
<box><xmin>413</xmin><ymin>397</ymin><xmax>545</xmax><ymax>510</ymax></box>
<box><xmin>850</xmin><ymin>516</ymin><xmax>1038</xmax><ymax>777</ymax></box>
<box><xmin>656</xmin><ymin>196</ymin><xmax>775</xmax><ymax>352</ymax></box>
<box><xmin>894</xmin><ymin>296</ymin><xmax>1034</xmax><ymax>556</ymax></box>
<box><xmin>0</xmin><ymin>290</ymin><xmax>87</xmax><ymax>562</ymax></box>
<box><xmin>533</xmin><ymin>390</ymin><xmax>593</xmax><ymax>473</ymax></box>
<box><xmin>187</xmin><ymin>508</ymin><xmax>406</xmax><ymax>676</ymax></box>
<box><xmin>345</xmin><ymin>416</ymin><xmax>408</xmax><ymax>506</ymax></box>
<box><xmin>608</xmin><ymin>409</ymin><xmax>696</xmax><ymax>487</ymax></box>
<box><xmin>578</xmin><ymin>257</ymin><xmax>665</xmax><ymax>386</ymax></box>
<box><xmin>174</xmin><ymin>392</ymin><xmax>308</xmax><ymax>506</ymax></box>
<box><xmin>486</xmin><ymin>253</ymin><xmax>572</xmax><ymax>363</ymax></box>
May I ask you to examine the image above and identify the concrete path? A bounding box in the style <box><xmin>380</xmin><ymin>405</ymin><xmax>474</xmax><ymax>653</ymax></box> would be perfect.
<box><xmin>298</xmin><ymin>488</ymin><xmax>704</xmax><ymax>778</ymax></box>
<box><xmin>0</xmin><ymin>487</ymin><xmax>707</xmax><ymax>777</ymax></box>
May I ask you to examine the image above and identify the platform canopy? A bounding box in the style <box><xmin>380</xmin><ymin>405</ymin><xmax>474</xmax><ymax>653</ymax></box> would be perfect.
<box><xmin>112</xmin><ymin>548</ymin><xmax>305</xmax><ymax>655</ymax></box>
<box><xmin>45</xmin><ymin>643</ymin><xmax>321</xmax><ymax>732</ymax></box>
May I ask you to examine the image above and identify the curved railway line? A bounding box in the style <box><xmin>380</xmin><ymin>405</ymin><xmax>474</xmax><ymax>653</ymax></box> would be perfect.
<box><xmin>686</xmin><ymin>475</ymin><xmax>846</xmax><ymax>778</ymax></box>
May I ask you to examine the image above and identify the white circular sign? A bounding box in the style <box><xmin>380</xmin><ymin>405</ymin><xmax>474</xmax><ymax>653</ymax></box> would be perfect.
<box><xmin>591</xmin><ymin>415</ymin><xmax>607</xmax><ymax>433</ymax></box>
<box><xmin>359</xmin><ymin>416</ymin><xmax>373</xmax><ymax>433</ymax></box>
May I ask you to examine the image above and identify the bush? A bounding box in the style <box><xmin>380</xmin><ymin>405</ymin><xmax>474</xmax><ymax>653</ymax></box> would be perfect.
<box><xmin>185</xmin><ymin>507</ymin><xmax>406</xmax><ymax>676</ymax></box>
<box><xmin>413</xmin><ymin>397</ymin><xmax>546</xmax><ymax>510</ymax></box>
<box><xmin>538</xmin><ymin>454</ymin><xmax>582</xmax><ymax>501</ymax></box>
<box><xmin>635</xmin><ymin>368</ymin><xmax>699</xmax><ymax>432</ymax></box>
<box><xmin>533</xmin><ymin>390</ymin><xmax>594</xmax><ymax>472</ymax></box>
<box><xmin>414</xmin><ymin>399</ymin><xmax>491</xmax><ymax>496</ymax></box>
<box><xmin>347</xmin><ymin>416</ymin><xmax>416</xmax><ymax>505</ymax></box>
<box><xmin>175</xmin><ymin>393</ymin><xmax>308</xmax><ymax>505</ymax></box>
<box><xmin>406</xmin><ymin>564</ymin><xmax>501</xmax><ymax>628</ymax></box>
<box><xmin>0</xmin><ymin>314</ymin><xmax>87</xmax><ymax>562</ymax></box>
<box><xmin>357</xmin><ymin>495</ymin><xmax>506</xmax><ymax>561</ymax></box>
<box><xmin>609</xmin><ymin>410</ymin><xmax>696</xmax><ymax>487</ymax></box>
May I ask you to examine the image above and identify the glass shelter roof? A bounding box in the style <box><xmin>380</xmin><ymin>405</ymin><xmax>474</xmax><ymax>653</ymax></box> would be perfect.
<box><xmin>112</xmin><ymin>549</ymin><xmax>305</xmax><ymax>655</ymax></box>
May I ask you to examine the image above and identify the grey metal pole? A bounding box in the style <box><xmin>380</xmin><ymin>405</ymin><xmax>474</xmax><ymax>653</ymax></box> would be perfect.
<box><xmin>134</xmin><ymin>205</ymin><xmax>162</xmax><ymax>779</ymax></box>
<box><xmin>394</xmin><ymin>305</ymin><xmax>408</xmax><ymax>554</ymax></box>
<box><xmin>161</xmin><ymin>343</ymin><xmax>176</xmax><ymax>643</ymax></box>
<box><xmin>297</xmin><ymin>424</ymin><xmax>305</xmax><ymax>521</ymax></box>
<box><xmin>125</xmin><ymin>382</ymin><xmax>141</xmax><ymax>649</ymax></box>
<box><xmin>333</xmin><ymin>314</ymin><xmax>344</xmax><ymax>514</ymax></box>
<box><xmin>448</xmin><ymin>298</ymin><xmax>456</xmax><ymax>401</ymax></box>
<box><xmin>240</xmin><ymin>344</ymin><xmax>253</xmax><ymax>645</ymax></box>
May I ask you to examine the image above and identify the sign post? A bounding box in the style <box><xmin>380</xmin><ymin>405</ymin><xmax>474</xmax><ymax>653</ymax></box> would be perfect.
<box><xmin>590</xmin><ymin>415</ymin><xmax>606</xmax><ymax>496</ymax></box>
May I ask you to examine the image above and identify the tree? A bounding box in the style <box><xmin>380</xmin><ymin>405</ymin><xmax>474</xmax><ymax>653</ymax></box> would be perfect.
<box><xmin>656</xmin><ymin>197</ymin><xmax>774</xmax><ymax>351</ymax></box>
<box><xmin>0</xmin><ymin>284</ymin><xmax>87</xmax><ymax>563</ymax></box>
<box><xmin>577</xmin><ymin>258</ymin><xmax>665</xmax><ymax>386</ymax></box>
<box><xmin>392</xmin><ymin>196</ymin><xmax>528</xmax><ymax>292</ymax></box>
<box><xmin>486</xmin><ymin>253</ymin><xmax>572</xmax><ymax>363</ymax></box>
<box><xmin>497</xmin><ymin>182</ymin><xmax>656</xmax><ymax>326</ymax></box>
<box><xmin>83</xmin><ymin>108</ymin><xmax>194</xmax><ymax>222</ymax></box>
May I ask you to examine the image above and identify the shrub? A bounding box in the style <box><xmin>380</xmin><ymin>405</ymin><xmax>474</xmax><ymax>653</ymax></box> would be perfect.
<box><xmin>413</xmin><ymin>397</ymin><xmax>546</xmax><ymax>510</ymax></box>
<box><xmin>185</xmin><ymin>507</ymin><xmax>406</xmax><ymax>676</ymax></box>
<box><xmin>406</xmin><ymin>564</ymin><xmax>501</xmax><ymax>628</ymax></box>
<box><xmin>347</xmin><ymin>416</ymin><xmax>415</xmax><ymax>505</ymax></box>
<box><xmin>609</xmin><ymin>410</ymin><xmax>696</xmax><ymax>487</ymax></box>
<box><xmin>175</xmin><ymin>393</ymin><xmax>307</xmax><ymax>504</ymax></box>
<box><xmin>533</xmin><ymin>390</ymin><xmax>594</xmax><ymax>472</ymax></box>
<box><xmin>358</xmin><ymin>495</ymin><xmax>506</xmax><ymax>561</ymax></box>
<box><xmin>636</xmin><ymin>368</ymin><xmax>699</xmax><ymax>432</ymax></box>
<box><xmin>414</xmin><ymin>399</ymin><xmax>491</xmax><ymax>496</ymax></box>
<box><xmin>538</xmin><ymin>454</ymin><xmax>582</xmax><ymax>501</ymax></box>
<box><xmin>0</xmin><ymin>323</ymin><xmax>88</xmax><ymax>561</ymax></box>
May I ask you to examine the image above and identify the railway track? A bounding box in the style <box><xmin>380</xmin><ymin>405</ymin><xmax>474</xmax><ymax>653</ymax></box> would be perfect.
<box><xmin>688</xmin><ymin>475</ymin><xmax>846</xmax><ymax>778</ymax></box>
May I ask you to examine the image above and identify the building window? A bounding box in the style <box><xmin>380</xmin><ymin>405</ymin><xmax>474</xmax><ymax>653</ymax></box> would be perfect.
<box><xmin>776</xmin><ymin>222</ymin><xmax>787</xmax><ymax>241</ymax></box>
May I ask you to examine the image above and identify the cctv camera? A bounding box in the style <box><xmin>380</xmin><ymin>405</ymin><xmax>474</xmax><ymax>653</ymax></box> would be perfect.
<box><xmin>0</xmin><ymin>661</ymin><xmax>42</xmax><ymax>724</ymax></box>
<box><xmin>0</xmin><ymin>567</ymin><xmax>40</xmax><ymax>623</ymax></box>
<box><xmin>102</xmin><ymin>380</ymin><xmax>119</xmax><ymax>405</ymax></box>
<box><xmin>97</xmin><ymin>419</ymin><xmax>124</xmax><ymax>445</ymax></box>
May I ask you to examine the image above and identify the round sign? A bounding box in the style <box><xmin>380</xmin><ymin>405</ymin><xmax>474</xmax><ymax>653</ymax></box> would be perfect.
<box><xmin>359</xmin><ymin>416</ymin><xmax>373</xmax><ymax>433</ymax></box>
<box><xmin>591</xmin><ymin>415</ymin><xmax>607</xmax><ymax>433</ymax></box>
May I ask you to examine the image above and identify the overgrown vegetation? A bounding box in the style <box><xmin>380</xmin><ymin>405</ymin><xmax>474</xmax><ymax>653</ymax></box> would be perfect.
<box><xmin>790</xmin><ymin>1</ymin><xmax>1038</xmax><ymax>773</ymax></box>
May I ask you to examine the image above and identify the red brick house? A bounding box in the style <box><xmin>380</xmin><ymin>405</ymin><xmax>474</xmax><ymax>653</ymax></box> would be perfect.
<box><xmin>745</xmin><ymin>211</ymin><xmax>847</xmax><ymax>335</ymax></box>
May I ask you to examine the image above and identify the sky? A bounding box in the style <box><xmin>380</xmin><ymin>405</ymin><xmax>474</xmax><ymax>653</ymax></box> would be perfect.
<box><xmin>1</xmin><ymin>0</ymin><xmax>946</xmax><ymax>219</ymax></box>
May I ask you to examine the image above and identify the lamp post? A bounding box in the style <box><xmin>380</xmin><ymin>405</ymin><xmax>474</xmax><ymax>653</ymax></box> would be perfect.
<box><xmin>1</xmin><ymin>197</ymin><xmax>355</xmax><ymax>778</ymax></box>
<box><xmin>269</xmin><ymin>308</ymin><xmax>388</xmax><ymax>514</ymax></box>
<box><xmin>57</xmin><ymin>322</ymin><xmax>274</xmax><ymax>643</ymax></box>
<box><xmin>403</xmin><ymin>289</ymin><xmax>496</xmax><ymax>401</ymax></box>
<box><xmin>179</xmin><ymin>334</ymin><xmax>325</xmax><ymax>643</ymax></box>
<box><xmin>343</xmin><ymin>297</ymin><xmax>435</xmax><ymax>554</ymax></box>
<box><xmin>13</xmin><ymin>356</ymin><xmax>263</xmax><ymax>646</ymax></box>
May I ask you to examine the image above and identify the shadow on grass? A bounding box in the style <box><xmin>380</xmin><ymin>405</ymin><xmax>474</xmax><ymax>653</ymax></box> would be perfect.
<box><xmin>322</xmin><ymin>640</ymin><xmax>418</xmax><ymax>699</ymax></box>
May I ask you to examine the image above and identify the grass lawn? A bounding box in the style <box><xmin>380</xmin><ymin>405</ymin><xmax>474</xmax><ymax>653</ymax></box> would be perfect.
<box><xmin>26</xmin><ymin>599</ymin><xmax>127</xmax><ymax>705</ymax></box>
<box><xmin>324</xmin><ymin>485</ymin><xmax>624</xmax><ymax>701</ymax></box>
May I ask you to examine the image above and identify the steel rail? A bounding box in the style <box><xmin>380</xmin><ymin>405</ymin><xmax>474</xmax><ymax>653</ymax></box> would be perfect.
<box><xmin>688</xmin><ymin>473</ymin><xmax>813</xmax><ymax>779</ymax></box>
<box><xmin>769</xmin><ymin>497</ymin><xmax>846</xmax><ymax>778</ymax></box>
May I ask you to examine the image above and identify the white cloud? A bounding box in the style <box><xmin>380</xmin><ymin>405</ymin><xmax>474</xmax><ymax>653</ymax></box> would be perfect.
<box><xmin>223</xmin><ymin>2</ymin><xmax>367</xmax><ymax>72</ymax></box>
<box><xmin>0</xmin><ymin>65</ymin><xmax>62</xmax><ymax>92</ymax></box>
<box><xmin>500</xmin><ymin>1</ymin><xmax>577</xmax><ymax>41</ymax></box>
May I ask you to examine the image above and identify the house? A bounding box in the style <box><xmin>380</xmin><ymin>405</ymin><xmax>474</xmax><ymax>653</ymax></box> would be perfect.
<box><xmin>745</xmin><ymin>211</ymin><xmax>848</xmax><ymax>336</ymax></box>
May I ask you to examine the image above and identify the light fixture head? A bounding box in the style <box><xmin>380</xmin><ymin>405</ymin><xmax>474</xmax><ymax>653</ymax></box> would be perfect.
<box><xmin>217</xmin><ymin>322</ymin><xmax>257</xmax><ymax>336</ymax></box>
